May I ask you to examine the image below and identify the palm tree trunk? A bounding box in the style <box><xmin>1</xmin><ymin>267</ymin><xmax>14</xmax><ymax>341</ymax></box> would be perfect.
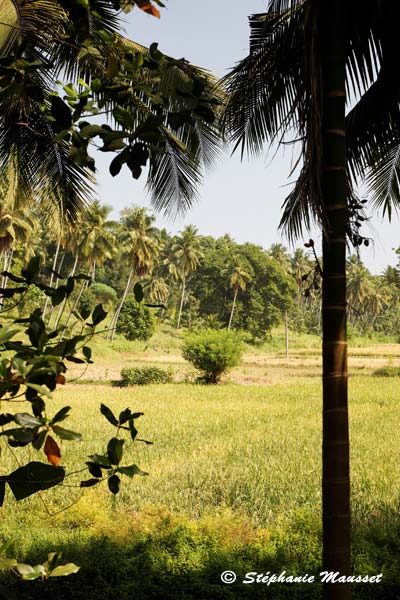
<box><xmin>107</xmin><ymin>268</ymin><xmax>134</xmax><ymax>341</ymax></box>
<box><xmin>284</xmin><ymin>310</ymin><xmax>289</xmax><ymax>359</ymax></box>
<box><xmin>43</xmin><ymin>240</ymin><xmax>61</xmax><ymax>319</ymax></box>
<box><xmin>53</xmin><ymin>253</ymin><xmax>79</xmax><ymax>330</ymax></box>
<box><xmin>61</xmin><ymin>277</ymin><xmax>89</xmax><ymax>337</ymax></box>
<box><xmin>176</xmin><ymin>275</ymin><xmax>186</xmax><ymax>330</ymax></box>
<box><xmin>47</xmin><ymin>250</ymin><xmax>66</xmax><ymax>327</ymax></box>
<box><xmin>320</xmin><ymin>2</ymin><xmax>351</xmax><ymax>598</ymax></box>
<box><xmin>0</xmin><ymin>250</ymin><xmax>12</xmax><ymax>310</ymax></box>
<box><xmin>228</xmin><ymin>288</ymin><xmax>238</xmax><ymax>330</ymax></box>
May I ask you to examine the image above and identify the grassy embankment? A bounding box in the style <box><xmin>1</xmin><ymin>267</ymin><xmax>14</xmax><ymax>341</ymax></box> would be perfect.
<box><xmin>1</xmin><ymin>330</ymin><xmax>400</xmax><ymax>599</ymax></box>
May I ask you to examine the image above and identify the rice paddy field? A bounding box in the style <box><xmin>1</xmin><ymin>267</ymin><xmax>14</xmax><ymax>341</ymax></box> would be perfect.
<box><xmin>1</xmin><ymin>333</ymin><xmax>400</xmax><ymax>599</ymax></box>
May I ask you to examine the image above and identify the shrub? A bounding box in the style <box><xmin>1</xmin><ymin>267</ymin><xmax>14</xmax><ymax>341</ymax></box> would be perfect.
<box><xmin>372</xmin><ymin>366</ymin><xmax>400</xmax><ymax>377</ymax></box>
<box><xmin>116</xmin><ymin>296</ymin><xmax>155</xmax><ymax>341</ymax></box>
<box><xmin>79</xmin><ymin>287</ymin><xmax>96</xmax><ymax>315</ymax></box>
<box><xmin>120</xmin><ymin>366</ymin><xmax>173</xmax><ymax>385</ymax></box>
<box><xmin>182</xmin><ymin>329</ymin><xmax>243</xmax><ymax>383</ymax></box>
<box><xmin>91</xmin><ymin>282</ymin><xmax>118</xmax><ymax>307</ymax></box>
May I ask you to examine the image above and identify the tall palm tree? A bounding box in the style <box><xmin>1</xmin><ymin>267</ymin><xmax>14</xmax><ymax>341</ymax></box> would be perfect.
<box><xmin>62</xmin><ymin>201</ymin><xmax>116</xmax><ymax>332</ymax></box>
<box><xmin>107</xmin><ymin>207</ymin><xmax>159</xmax><ymax>341</ymax></box>
<box><xmin>221</xmin><ymin>2</ymin><xmax>400</xmax><ymax>597</ymax></box>
<box><xmin>268</xmin><ymin>243</ymin><xmax>292</xmax><ymax>273</ymax></box>
<box><xmin>0</xmin><ymin>2</ymin><xmax>223</xmax><ymax>222</ymax></box>
<box><xmin>227</xmin><ymin>260</ymin><xmax>252</xmax><ymax>330</ymax></box>
<box><xmin>172</xmin><ymin>225</ymin><xmax>203</xmax><ymax>330</ymax></box>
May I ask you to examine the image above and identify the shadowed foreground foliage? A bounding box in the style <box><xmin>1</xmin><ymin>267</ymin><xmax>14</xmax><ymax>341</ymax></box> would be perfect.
<box><xmin>1</xmin><ymin>506</ymin><xmax>399</xmax><ymax>600</ymax></box>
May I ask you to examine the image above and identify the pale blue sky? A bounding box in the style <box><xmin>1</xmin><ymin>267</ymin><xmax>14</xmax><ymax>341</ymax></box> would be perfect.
<box><xmin>93</xmin><ymin>0</ymin><xmax>399</xmax><ymax>275</ymax></box>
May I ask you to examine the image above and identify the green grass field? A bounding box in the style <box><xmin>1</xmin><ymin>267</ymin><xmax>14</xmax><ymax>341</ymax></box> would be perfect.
<box><xmin>1</xmin><ymin>357</ymin><xmax>400</xmax><ymax>599</ymax></box>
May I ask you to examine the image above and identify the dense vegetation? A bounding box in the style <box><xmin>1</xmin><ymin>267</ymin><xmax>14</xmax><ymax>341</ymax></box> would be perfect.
<box><xmin>2</xmin><ymin>202</ymin><xmax>400</xmax><ymax>343</ymax></box>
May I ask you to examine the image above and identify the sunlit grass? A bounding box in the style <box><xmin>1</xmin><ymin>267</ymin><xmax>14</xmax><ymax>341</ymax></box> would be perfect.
<box><xmin>2</xmin><ymin>377</ymin><xmax>399</xmax><ymax>528</ymax></box>
<box><xmin>1</xmin><ymin>374</ymin><xmax>399</xmax><ymax>598</ymax></box>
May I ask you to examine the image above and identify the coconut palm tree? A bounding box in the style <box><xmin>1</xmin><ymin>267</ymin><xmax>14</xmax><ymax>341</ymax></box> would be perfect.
<box><xmin>172</xmin><ymin>225</ymin><xmax>203</xmax><ymax>330</ymax></box>
<box><xmin>227</xmin><ymin>260</ymin><xmax>252</xmax><ymax>330</ymax></box>
<box><xmin>268</xmin><ymin>243</ymin><xmax>292</xmax><ymax>274</ymax></box>
<box><xmin>0</xmin><ymin>1</ymin><xmax>223</xmax><ymax>222</ymax></box>
<box><xmin>62</xmin><ymin>201</ymin><xmax>116</xmax><ymax>332</ymax></box>
<box><xmin>107</xmin><ymin>207</ymin><xmax>159</xmax><ymax>341</ymax></box>
<box><xmin>221</xmin><ymin>2</ymin><xmax>400</xmax><ymax>596</ymax></box>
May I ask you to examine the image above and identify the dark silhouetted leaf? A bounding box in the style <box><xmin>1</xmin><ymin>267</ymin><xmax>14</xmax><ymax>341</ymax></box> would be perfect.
<box><xmin>108</xmin><ymin>474</ymin><xmax>120</xmax><ymax>494</ymax></box>
<box><xmin>100</xmin><ymin>404</ymin><xmax>118</xmax><ymax>426</ymax></box>
<box><xmin>107</xmin><ymin>438</ymin><xmax>124</xmax><ymax>465</ymax></box>
<box><xmin>6</xmin><ymin>462</ymin><xmax>65</xmax><ymax>501</ymax></box>
<box><xmin>51</xmin><ymin>426</ymin><xmax>82</xmax><ymax>441</ymax></box>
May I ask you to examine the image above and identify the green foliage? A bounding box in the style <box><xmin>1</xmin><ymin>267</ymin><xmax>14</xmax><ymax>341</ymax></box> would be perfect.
<box><xmin>182</xmin><ymin>329</ymin><xmax>242</xmax><ymax>383</ymax></box>
<box><xmin>120</xmin><ymin>366</ymin><xmax>173</xmax><ymax>385</ymax></box>
<box><xmin>0</xmin><ymin>257</ymin><xmax>150</xmax><ymax>578</ymax></box>
<box><xmin>372</xmin><ymin>366</ymin><xmax>400</xmax><ymax>377</ymax></box>
<box><xmin>0</xmin><ymin>548</ymin><xmax>79</xmax><ymax>581</ymax></box>
<box><xmin>116</xmin><ymin>297</ymin><xmax>155</xmax><ymax>341</ymax></box>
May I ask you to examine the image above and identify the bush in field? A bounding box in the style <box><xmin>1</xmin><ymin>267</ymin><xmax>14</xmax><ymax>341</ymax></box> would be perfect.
<box><xmin>116</xmin><ymin>297</ymin><xmax>155</xmax><ymax>341</ymax></box>
<box><xmin>91</xmin><ymin>283</ymin><xmax>118</xmax><ymax>307</ymax></box>
<box><xmin>182</xmin><ymin>329</ymin><xmax>243</xmax><ymax>383</ymax></box>
<box><xmin>372</xmin><ymin>366</ymin><xmax>400</xmax><ymax>377</ymax></box>
<box><xmin>121</xmin><ymin>366</ymin><xmax>173</xmax><ymax>385</ymax></box>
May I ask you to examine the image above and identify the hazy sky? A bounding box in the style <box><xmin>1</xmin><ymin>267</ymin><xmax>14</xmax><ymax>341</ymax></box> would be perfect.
<box><xmin>93</xmin><ymin>0</ymin><xmax>399</xmax><ymax>275</ymax></box>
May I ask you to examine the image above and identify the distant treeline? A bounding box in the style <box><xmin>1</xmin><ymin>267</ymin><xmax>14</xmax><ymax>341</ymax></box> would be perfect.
<box><xmin>2</xmin><ymin>202</ymin><xmax>400</xmax><ymax>341</ymax></box>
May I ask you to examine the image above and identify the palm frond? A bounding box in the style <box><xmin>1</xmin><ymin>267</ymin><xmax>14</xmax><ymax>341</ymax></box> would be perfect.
<box><xmin>147</xmin><ymin>128</ymin><xmax>201</xmax><ymax>217</ymax></box>
<box><xmin>0</xmin><ymin>0</ymin><xmax>67</xmax><ymax>58</ymax></box>
<box><xmin>0</xmin><ymin>100</ymin><xmax>93</xmax><ymax>220</ymax></box>
<box><xmin>51</xmin><ymin>0</ymin><xmax>121</xmax><ymax>79</ymax></box>
<box><xmin>366</xmin><ymin>139</ymin><xmax>400</xmax><ymax>219</ymax></box>
<box><xmin>220</xmin><ymin>6</ymin><xmax>305</xmax><ymax>157</ymax></box>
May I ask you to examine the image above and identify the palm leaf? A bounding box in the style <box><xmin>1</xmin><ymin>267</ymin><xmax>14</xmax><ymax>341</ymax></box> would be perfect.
<box><xmin>147</xmin><ymin>128</ymin><xmax>201</xmax><ymax>216</ymax></box>
<box><xmin>366</xmin><ymin>139</ymin><xmax>400</xmax><ymax>220</ymax></box>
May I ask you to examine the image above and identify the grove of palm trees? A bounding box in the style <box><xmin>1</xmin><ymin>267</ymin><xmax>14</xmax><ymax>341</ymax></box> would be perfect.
<box><xmin>0</xmin><ymin>1</ymin><xmax>399</xmax><ymax>600</ymax></box>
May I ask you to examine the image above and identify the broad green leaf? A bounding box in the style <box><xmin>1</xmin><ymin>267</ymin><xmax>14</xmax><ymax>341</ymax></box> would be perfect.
<box><xmin>1</xmin><ymin>428</ymin><xmax>36</xmax><ymax>443</ymax></box>
<box><xmin>100</xmin><ymin>404</ymin><xmax>118</xmax><ymax>426</ymax></box>
<box><xmin>92</xmin><ymin>304</ymin><xmax>107</xmax><ymax>326</ymax></box>
<box><xmin>86</xmin><ymin>461</ymin><xmax>102</xmax><ymax>478</ymax></box>
<box><xmin>118</xmin><ymin>408</ymin><xmax>131</xmax><ymax>425</ymax></box>
<box><xmin>89</xmin><ymin>454</ymin><xmax>111</xmax><ymax>468</ymax></box>
<box><xmin>108</xmin><ymin>474</ymin><xmax>120</xmax><ymax>495</ymax></box>
<box><xmin>133</xmin><ymin>283</ymin><xmax>144</xmax><ymax>303</ymax></box>
<box><xmin>50</xmin><ymin>406</ymin><xmax>71</xmax><ymax>425</ymax></box>
<box><xmin>0</xmin><ymin>328</ymin><xmax>20</xmax><ymax>344</ymax></box>
<box><xmin>118</xmin><ymin>464</ymin><xmax>148</xmax><ymax>477</ymax></box>
<box><xmin>90</xmin><ymin>79</ymin><xmax>102</xmax><ymax>93</ymax></box>
<box><xmin>15</xmin><ymin>563</ymin><xmax>36</xmax><ymax>576</ymax></box>
<box><xmin>14</xmin><ymin>413</ymin><xmax>42</xmax><ymax>429</ymax></box>
<box><xmin>109</xmin><ymin>153</ymin><xmax>125</xmax><ymax>177</ymax></box>
<box><xmin>113</xmin><ymin>105</ymin><xmax>133</xmax><ymax>130</ymax></box>
<box><xmin>52</xmin><ymin>425</ymin><xmax>82</xmax><ymax>441</ymax></box>
<box><xmin>6</xmin><ymin>462</ymin><xmax>65</xmax><ymax>501</ymax></box>
<box><xmin>26</xmin><ymin>383</ymin><xmax>52</xmax><ymax>398</ymax></box>
<box><xmin>0</xmin><ymin>414</ymin><xmax>14</xmax><ymax>426</ymax></box>
<box><xmin>19</xmin><ymin>564</ymin><xmax>46</xmax><ymax>580</ymax></box>
<box><xmin>80</xmin><ymin>124</ymin><xmax>104</xmax><ymax>138</ymax></box>
<box><xmin>80</xmin><ymin>478</ymin><xmax>100</xmax><ymax>488</ymax></box>
<box><xmin>32</xmin><ymin>430</ymin><xmax>47</xmax><ymax>451</ymax></box>
<box><xmin>107</xmin><ymin>438</ymin><xmax>124</xmax><ymax>465</ymax></box>
<box><xmin>82</xmin><ymin>346</ymin><xmax>92</xmax><ymax>361</ymax></box>
<box><xmin>0</xmin><ymin>557</ymin><xmax>17</xmax><ymax>570</ymax></box>
<box><xmin>49</xmin><ymin>563</ymin><xmax>80</xmax><ymax>577</ymax></box>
